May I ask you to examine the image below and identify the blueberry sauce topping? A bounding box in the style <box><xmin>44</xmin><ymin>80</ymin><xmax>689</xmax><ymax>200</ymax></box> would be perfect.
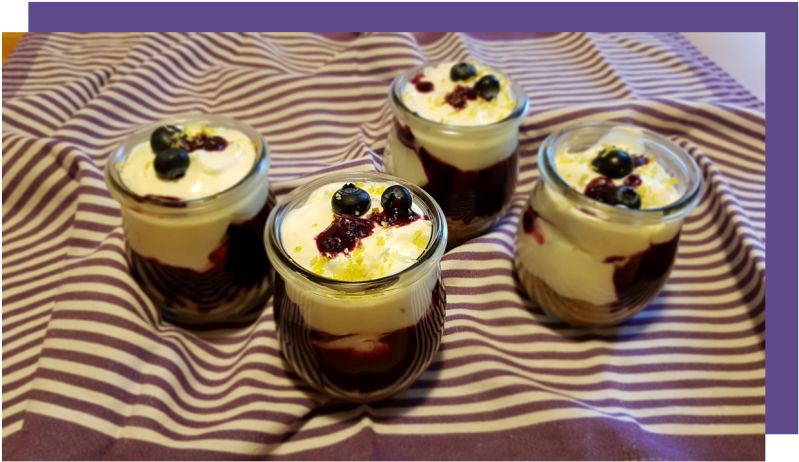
<box><xmin>632</xmin><ymin>154</ymin><xmax>650</xmax><ymax>167</ymax></box>
<box><xmin>474</xmin><ymin>75</ymin><xmax>500</xmax><ymax>101</ymax></box>
<box><xmin>154</xmin><ymin>147</ymin><xmax>190</xmax><ymax>180</ymax></box>
<box><xmin>332</xmin><ymin>183</ymin><xmax>371</xmax><ymax>216</ymax></box>
<box><xmin>591</xmin><ymin>148</ymin><xmax>633</xmax><ymax>179</ymax></box>
<box><xmin>624</xmin><ymin>174</ymin><xmax>642</xmax><ymax>188</ymax></box>
<box><xmin>313</xmin><ymin>184</ymin><xmax>423</xmax><ymax>258</ymax></box>
<box><xmin>613</xmin><ymin>185</ymin><xmax>642</xmax><ymax>209</ymax></box>
<box><xmin>181</xmin><ymin>133</ymin><xmax>228</xmax><ymax>152</ymax></box>
<box><xmin>315</xmin><ymin>214</ymin><xmax>375</xmax><ymax>257</ymax></box>
<box><xmin>411</xmin><ymin>72</ymin><xmax>434</xmax><ymax>93</ymax></box>
<box><xmin>415</xmin><ymin>81</ymin><xmax>434</xmax><ymax>93</ymax></box>
<box><xmin>444</xmin><ymin>85</ymin><xmax>477</xmax><ymax>110</ymax></box>
<box><xmin>450</xmin><ymin>62</ymin><xmax>477</xmax><ymax>81</ymax></box>
<box><xmin>584</xmin><ymin>176</ymin><xmax>617</xmax><ymax>205</ymax></box>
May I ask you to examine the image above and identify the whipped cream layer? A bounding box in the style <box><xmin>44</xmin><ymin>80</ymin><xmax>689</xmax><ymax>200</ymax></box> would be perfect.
<box><xmin>555</xmin><ymin>127</ymin><xmax>681</xmax><ymax>209</ymax></box>
<box><xmin>120</xmin><ymin>125</ymin><xmax>256</xmax><ymax>199</ymax></box>
<box><xmin>281</xmin><ymin>182</ymin><xmax>432</xmax><ymax>282</ymax></box>
<box><xmin>281</xmin><ymin>263</ymin><xmax>440</xmax><ymax>336</ymax></box>
<box><xmin>401</xmin><ymin>61</ymin><xmax>516</xmax><ymax>126</ymax></box>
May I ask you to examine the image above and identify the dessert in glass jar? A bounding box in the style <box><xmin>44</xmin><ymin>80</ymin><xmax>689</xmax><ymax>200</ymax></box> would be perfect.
<box><xmin>385</xmin><ymin>61</ymin><xmax>529</xmax><ymax>247</ymax></box>
<box><xmin>265</xmin><ymin>172</ymin><xmax>447</xmax><ymax>402</ymax></box>
<box><xmin>106</xmin><ymin>114</ymin><xmax>271</xmax><ymax>326</ymax></box>
<box><xmin>515</xmin><ymin>122</ymin><xmax>702</xmax><ymax>327</ymax></box>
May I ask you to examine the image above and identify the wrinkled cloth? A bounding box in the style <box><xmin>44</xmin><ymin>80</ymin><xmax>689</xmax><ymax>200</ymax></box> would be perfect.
<box><xmin>2</xmin><ymin>32</ymin><xmax>765</xmax><ymax>460</ymax></box>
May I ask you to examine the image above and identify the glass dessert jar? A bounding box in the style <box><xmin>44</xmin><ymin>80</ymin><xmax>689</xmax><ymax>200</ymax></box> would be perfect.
<box><xmin>385</xmin><ymin>61</ymin><xmax>529</xmax><ymax>247</ymax></box>
<box><xmin>106</xmin><ymin>114</ymin><xmax>271</xmax><ymax>326</ymax></box>
<box><xmin>515</xmin><ymin>122</ymin><xmax>702</xmax><ymax>327</ymax></box>
<box><xmin>265</xmin><ymin>172</ymin><xmax>447</xmax><ymax>402</ymax></box>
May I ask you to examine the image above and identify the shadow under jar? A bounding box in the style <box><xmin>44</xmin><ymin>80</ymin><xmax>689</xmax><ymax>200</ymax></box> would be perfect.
<box><xmin>515</xmin><ymin>122</ymin><xmax>703</xmax><ymax>327</ymax></box>
<box><xmin>265</xmin><ymin>172</ymin><xmax>448</xmax><ymax>402</ymax></box>
<box><xmin>106</xmin><ymin>115</ymin><xmax>272</xmax><ymax>327</ymax></box>
<box><xmin>385</xmin><ymin>61</ymin><xmax>529</xmax><ymax>247</ymax></box>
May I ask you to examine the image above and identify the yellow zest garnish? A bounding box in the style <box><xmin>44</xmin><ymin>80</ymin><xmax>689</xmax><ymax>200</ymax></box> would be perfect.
<box><xmin>294</xmin><ymin>245</ymin><xmax>302</xmax><ymax>253</ymax></box>
<box><xmin>412</xmin><ymin>229</ymin><xmax>429</xmax><ymax>250</ymax></box>
<box><xmin>367</xmin><ymin>185</ymin><xmax>387</xmax><ymax>196</ymax></box>
<box><xmin>310</xmin><ymin>255</ymin><xmax>329</xmax><ymax>275</ymax></box>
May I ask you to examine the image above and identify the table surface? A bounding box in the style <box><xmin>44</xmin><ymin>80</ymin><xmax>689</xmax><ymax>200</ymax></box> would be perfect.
<box><xmin>2</xmin><ymin>32</ymin><xmax>765</xmax><ymax>460</ymax></box>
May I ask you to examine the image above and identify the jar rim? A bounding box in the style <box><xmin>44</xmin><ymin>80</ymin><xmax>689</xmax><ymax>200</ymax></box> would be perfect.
<box><xmin>265</xmin><ymin>171</ymin><xmax>448</xmax><ymax>292</ymax></box>
<box><xmin>388</xmin><ymin>62</ymin><xmax>529</xmax><ymax>134</ymax></box>
<box><xmin>539</xmin><ymin>121</ymin><xmax>703</xmax><ymax>224</ymax></box>
<box><xmin>105</xmin><ymin>114</ymin><xmax>269</xmax><ymax>211</ymax></box>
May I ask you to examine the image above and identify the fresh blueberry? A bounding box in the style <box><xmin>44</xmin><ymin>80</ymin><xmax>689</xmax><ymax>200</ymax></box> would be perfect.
<box><xmin>583</xmin><ymin>176</ymin><xmax>617</xmax><ymax>205</ymax></box>
<box><xmin>591</xmin><ymin>148</ymin><xmax>633</xmax><ymax>179</ymax></box>
<box><xmin>614</xmin><ymin>185</ymin><xmax>642</xmax><ymax>209</ymax></box>
<box><xmin>332</xmin><ymin>183</ymin><xmax>371</xmax><ymax>216</ymax></box>
<box><xmin>474</xmin><ymin>75</ymin><xmax>500</xmax><ymax>101</ymax></box>
<box><xmin>154</xmin><ymin>147</ymin><xmax>190</xmax><ymax>180</ymax></box>
<box><xmin>381</xmin><ymin>185</ymin><xmax>413</xmax><ymax>213</ymax></box>
<box><xmin>450</xmin><ymin>62</ymin><xmax>477</xmax><ymax>81</ymax></box>
<box><xmin>150</xmin><ymin>125</ymin><xmax>182</xmax><ymax>154</ymax></box>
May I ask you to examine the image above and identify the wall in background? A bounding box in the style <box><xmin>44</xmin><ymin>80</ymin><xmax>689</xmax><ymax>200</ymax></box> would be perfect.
<box><xmin>682</xmin><ymin>32</ymin><xmax>766</xmax><ymax>102</ymax></box>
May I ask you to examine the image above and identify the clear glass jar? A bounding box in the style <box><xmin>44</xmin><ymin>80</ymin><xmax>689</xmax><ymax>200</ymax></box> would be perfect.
<box><xmin>106</xmin><ymin>114</ymin><xmax>271</xmax><ymax>326</ymax></box>
<box><xmin>515</xmin><ymin>122</ymin><xmax>703</xmax><ymax>327</ymax></box>
<box><xmin>384</xmin><ymin>63</ymin><xmax>529</xmax><ymax>247</ymax></box>
<box><xmin>265</xmin><ymin>172</ymin><xmax>448</xmax><ymax>402</ymax></box>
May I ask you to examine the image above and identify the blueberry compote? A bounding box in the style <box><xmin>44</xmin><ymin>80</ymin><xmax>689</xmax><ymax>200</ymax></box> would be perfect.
<box><xmin>266</xmin><ymin>176</ymin><xmax>448</xmax><ymax>402</ymax></box>
<box><xmin>127</xmin><ymin>195</ymin><xmax>273</xmax><ymax>326</ymax></box>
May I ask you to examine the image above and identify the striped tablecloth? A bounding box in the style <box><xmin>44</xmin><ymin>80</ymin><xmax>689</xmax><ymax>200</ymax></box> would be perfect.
<box><xmin>2</xmin><ymin>33</ymin><xmax>765</xmax><ymax>460</ymax></box>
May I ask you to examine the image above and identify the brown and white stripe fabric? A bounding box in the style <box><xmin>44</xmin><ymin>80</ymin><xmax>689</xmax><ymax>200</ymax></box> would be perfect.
<box><xmin>2</xmin><ymin>32</ymin><xmax>765</xmax><ymax>460</ymax></box>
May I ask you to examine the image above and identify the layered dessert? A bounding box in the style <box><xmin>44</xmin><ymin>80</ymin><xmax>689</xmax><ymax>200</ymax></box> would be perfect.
<box><xmin>385</xmin><ymin>61</ymin><xmax>529</xmax><ymax>246</ymax></box>
<box><xmin>106</xmin><ymin>116</ymin><xmax>271</xmax><ymax>326</ymax></box>
<box><xmin>515</xmin><ymin>124</ymin><xmax>702</xmax><ymax>327</ymax></box>
<box><xmin>265</xmin><ymin>174</ymin><xmax>448</xmax><ymax>402</ymax></box>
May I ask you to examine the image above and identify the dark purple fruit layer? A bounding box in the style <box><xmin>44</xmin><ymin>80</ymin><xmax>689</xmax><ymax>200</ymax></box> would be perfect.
<box><xmin>609</xmin><ymin>232</ymin><xmax>680</xmax><ymax>312</ymax></box>
<box><xmin>274</xmin><ymin>273</ymin><xmax>446</xmax><ymax>397</ymax></box>
<box><xmin>395</xmin><ymin>121</ymin><xmax>517</xmax><ymax>225</ymax></box>
<box><xmin>127</xmin><ymin>196</ymin><xmax>272</xmax><ymax>322</ymax></box>
<box><xmin>522</xmin><ymin>206</ymin><xmax>544</xmax><ymax>245</ymax></box>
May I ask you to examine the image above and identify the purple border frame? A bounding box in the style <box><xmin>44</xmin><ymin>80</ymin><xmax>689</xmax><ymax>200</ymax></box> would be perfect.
<box><xmin>25</xmin><ymin>1</ymin><xmax>798</xmax><ymax>436</ymax></box>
